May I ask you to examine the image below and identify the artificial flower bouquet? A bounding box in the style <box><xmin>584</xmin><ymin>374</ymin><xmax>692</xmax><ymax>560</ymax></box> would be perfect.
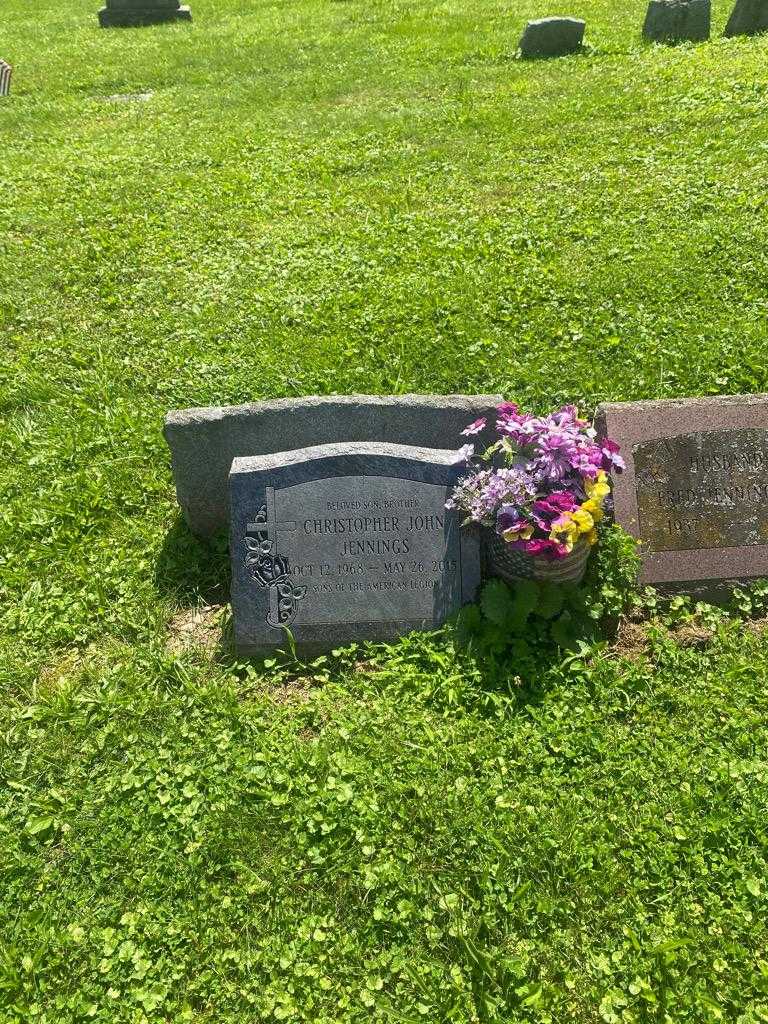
<box><xmin>447</xmin><ymin>402</ymin><xmax>625</xmax><ymax>582</ymax></box>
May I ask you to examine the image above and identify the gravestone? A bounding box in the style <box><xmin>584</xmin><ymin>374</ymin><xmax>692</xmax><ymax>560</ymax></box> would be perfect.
<box><xmin>0</xmin><ymin>61</ymin><xmax>11</xmax><ymax>97</ymax></box>
<box><xmin>724</xmin><ymin>0</ymin><xmax>768</xmax><ymax>36</ymax></box>
<box><xmin>229</xmin><ymin>442</ymin><xmax>481</xmax><ymax>656</ymax></box>
<box><xmin>99</xmin><ymin>0</ymin><xmax>192</xmax><ymax>27</ymax></box>
<box><xmin>518</xmin><ymin>17</ymin><xmax>586</xmax><ymax>57</ymax></box>
<box><xmin>164</xmin><ymin>394</ymin><xmax>501</xmax><ymax>538</ymax></box>
<box><xmin>596</xmin><ymin>394</ymin><xmax>768</xmax><ymax>598</ymax></box>
<box><xmin>642</xmin><ymin>0</ymin><xmax>710</xmax><ymax>42</ymax></box>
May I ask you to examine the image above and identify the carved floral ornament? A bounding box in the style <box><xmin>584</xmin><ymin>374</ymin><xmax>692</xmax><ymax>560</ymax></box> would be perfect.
<box><xmin>244</xmin><ymin>502</ymin><xmax>307</xmax><ymax>629</ymax></box>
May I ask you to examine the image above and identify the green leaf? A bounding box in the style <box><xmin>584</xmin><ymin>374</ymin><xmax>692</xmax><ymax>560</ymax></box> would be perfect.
<box><xmin>481</xmin><ymin>579</ymin><xmax>515</xmax><ymax>626</ymax></box>
<box><xmin>551</xmin><ymin>611</ymin><xmax>578</xmax><ymax>650</ymax></box>
<box><xmin>455</xmin><ymin>603</ymin><xmax>483</xmax><ymax>646</ymax></box>
<box><xmin>559</xmin><ymin>582</ymin><xmax>582</xmax><ymax>609</ymax></box>
<box><xmin>511</xmin><ymin>579</ymin><xmax>540</xmax><ymax>618</ymax></box>
<box><xmin>537</xmin><ymin>582</ymin><xmax>564</xmax><ymax>620</ymax></box>
<box><xmin>650</xmin><ymin>937</ymin><xmax>693</xmax><ymax>955</ymax></box>
<box><xmin>504</xmin><ymin>579</ymin><xmax>538</xmax><ymax>633</ymax></box>
<box><xmin>510</xmin><ymin>638</ymin><xmax>531</xmax><ymax>660</ymax></box>
<box><xmin>26</xmin><ymin>815</ymin><xmax>54</xmax><ymax>836</ymax></box>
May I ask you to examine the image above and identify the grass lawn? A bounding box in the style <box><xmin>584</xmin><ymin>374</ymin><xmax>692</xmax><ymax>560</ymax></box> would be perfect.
<box><xmin>3</xmin><ymin>0</ymin><xmax>768</xmax><ymax>1020</ymax></box>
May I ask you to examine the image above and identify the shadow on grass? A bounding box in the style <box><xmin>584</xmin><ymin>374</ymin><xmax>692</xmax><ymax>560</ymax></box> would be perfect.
<box><xmin>447</xmin><ymin>612</ymin><xmax>614</xmax><ymax>716</ymax></box>
<box><xmin>155</xmin><ymin>513</ymin><xmax>230</xmax><ymax>608</ymax></box>
<box><xmin>458</xmin><ymin>639</ymin><xmax>571</xmax><ymax>714</ymax></box>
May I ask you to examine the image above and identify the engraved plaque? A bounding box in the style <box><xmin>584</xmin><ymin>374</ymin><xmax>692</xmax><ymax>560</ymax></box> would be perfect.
<box><xmin>229</xmin><ymin>443</ymin><xmax>481</xmax><ymax>655</ymax></box>
<box><xmin>596</xmin><ymin>394</ymin><xmax>768</xmax><ymax>596</ymax></box>
<box><xmin>635</xmin><ymin>429</ymin><xmax>768</xmax><ymax>552</ymax></box>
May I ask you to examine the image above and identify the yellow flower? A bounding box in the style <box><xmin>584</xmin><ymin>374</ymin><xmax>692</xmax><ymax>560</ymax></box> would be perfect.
<box><xmin>586</xmin><ymin>527</ymin><xmax>599</xmax><ymax>546</ymax></box>
<box><xmin>571</xmin><ymin>508</ymin><xmax>595</xmax><ymax>535</ymax></box>
<box><xmin>549</xmin><ymin>513</ymin><xmax>579</xmax><ymax>552</ymax></box>
<box><xmin>585</xmin><ymin>470</ymin><xmax>610</xmax><ymax>501</ymax></box>
<box><xmin>580</xmin><ymin>498</ymin><xmax>604</xmax><ymax>523</ymax></box>
<box><xmin>502</xmin><ymin>523</ymin><xmax>533</xmax><ymax>543</ymax></box>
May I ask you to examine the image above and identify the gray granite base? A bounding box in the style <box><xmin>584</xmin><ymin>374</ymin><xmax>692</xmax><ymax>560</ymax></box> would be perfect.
<box><xmin>165</xmin><ymin>394</ymin><xmax>501</xmax><ymax>538</ymax></box>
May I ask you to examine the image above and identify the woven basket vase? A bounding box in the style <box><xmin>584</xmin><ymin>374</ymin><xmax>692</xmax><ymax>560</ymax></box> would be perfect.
<box><xmin>483</xmin><ymin>531</ymin><xmax>591</xmax><ymax>585</ymax></box>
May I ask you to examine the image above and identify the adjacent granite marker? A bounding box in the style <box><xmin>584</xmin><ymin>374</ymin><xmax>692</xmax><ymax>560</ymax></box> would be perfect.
<box><xmin>596</xmin><ymin>394</ymin><xmax>768</xmax><ymax>597</ymax></box>
<box><xmin>724</xmin><ymin>0</ymin><xmax>768</xmax><ymax>36</ymax></box>
<box><xmin>518</xmin><ymin>17</ymin><xmax>586</xmax><ymax>57</ymax></box>
<box><xmin>164</xmin><ymin>394</ymin><xmax>501</xmax><ymax>538</ymax></box>
<box><xmin>643</xmin><ymin>0</ymin><xmax>710</xmax><ymax>42</ymax></box>
<box><xmin>229</xmin><ymin>443</ymin><xmax>481</xmax><ymax>656</ymax></box>
<box><xmin>99</xmin><ymin>0</ymin><xmax>192</xmax><ymax>27</ymax></box>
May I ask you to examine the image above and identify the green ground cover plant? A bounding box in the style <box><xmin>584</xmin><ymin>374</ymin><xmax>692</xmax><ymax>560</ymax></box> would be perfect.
<box><xmin>2</xmin><ymin>0</ymin><xmax>768</xmax><ymax>1020</ymax></box>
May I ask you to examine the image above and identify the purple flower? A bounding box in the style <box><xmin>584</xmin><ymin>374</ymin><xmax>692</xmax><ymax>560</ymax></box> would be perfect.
<box><xmin>496</xmin><ymin>401</ymin><xmax>519</xmax><ymax>417</ymax></box>
<box><xmin>530</xmin><ymin>492</ymin><xmax>576</xmax><ymax>530</ymax></box>
<box><xmin>546</xmin><ymin>491</ymin><xmax>577</xmax><ymax>512</ymax></box>
<box><xmin>523</xmin><ymin>538</ymin><xmax>555</xmax><ymax>556</ymax></box>
<box><xmin>447</xmin><ymin>398</ymin><xmax>620</xmax><ymax>552</ymax></box>
<box><xmin>461</xmin><ymin>417</ymin><xmax>487</xmax><ymax>437</ymax></box>
<box><xmin>513</xmin><ymin>537</ymin><xmax>568</xmax><ymax>559</ymax></box>
<box><xmin>600</xmin><ymin>438</ymin><xmax>625</xmax><ymax>473</ymax></box>
<box><xmin>523</xmin><ymin>538</ymin><xmax>571</xmax><ymax>559</ymax></box>
<box><xmin>496</xmin><ymin>504</ymin><xmax>527</xmax><ymax>535</ymax></box>
<box><xmin>497</xmin><ymin>504</ymin><xmax>520</xmax><ymax>528</ymax></box>
<box><xmin>529</xmin><ymin>437</ymin><xmax>580</xmax><ymax>482</ymax></box>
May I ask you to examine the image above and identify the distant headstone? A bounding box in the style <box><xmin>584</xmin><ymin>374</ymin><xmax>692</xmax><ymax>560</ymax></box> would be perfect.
<box><xmin>642</xmin><ymin>0</ymin><xmax>710</xmax><ymax>42</ymax></box>
<box><xmin>164</xmin><ymin>394</ymin><xmax>501</xmax><ymax>538</ymax></box>
<box><xmin>98</xmin><ymin>0</ymin><xmax>191</xmax><ymax>27</ymax></box>
<box><xmin>596</xmin><ymin>394</ymin><xmax>768</xmax><ymax>598</ymax></box>
<box><xmin>724</xmin><ymin>0</ymin><xmax>768</xmax><ymax>36</ymax></box>
<box><xmin>0</xmin><ymin>60</ymin><xmax>11</xmax><ymax>97</ymax></box>
<box><xmin>518</xmin><ymin>16</ymin><xmax>586</xmax><ymax>57</ymax></box>
<box><xmin>229</xmin><ymin>443</ymin><xmax>481</xmax><ymax>656</ymax></box>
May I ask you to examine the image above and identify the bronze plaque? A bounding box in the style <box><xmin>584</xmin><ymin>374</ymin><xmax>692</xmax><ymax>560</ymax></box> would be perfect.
<box><xmin>634</xmin><ymin>428</ymin><xmax>768</xmax><ymax>552</ymax></box>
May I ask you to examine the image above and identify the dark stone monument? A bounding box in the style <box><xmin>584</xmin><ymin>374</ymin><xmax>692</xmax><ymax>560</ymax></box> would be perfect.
<box><xmin>0</xmin><ymin>60</ymin><xmax>11</xmax><ymax>98</ymax></box>
<box><xmin>596</xmin><ymin>394</ymin><xmax>768</xmax><ymax>598</ymax></box>
<box><xmin>724</xmin><ymin>0</ymin><xmax>768</xmax><ymax>36</ymax></box>
<box><xmin>642</xmin><ymin>0</ymin><xmax>710</xmax><ymax>42</ymax></box>
<box><xmin>99</xmin><ymin>0</ymin><xmax>192</xmax><ymax>27</ymax></box>
<box><xmin>518</xmin><ymin>17</ymin><xmax>586</xmax><ymax>58</ymax></box>
<box><xmin>229</xmin><ymin>442</ymin><xmax>481</xmax><ymax>656</ymax></box>
<box><xmin>164</xmin><ymin>394</ymin><xmax>501</xmax><ymax>538</ymax></box>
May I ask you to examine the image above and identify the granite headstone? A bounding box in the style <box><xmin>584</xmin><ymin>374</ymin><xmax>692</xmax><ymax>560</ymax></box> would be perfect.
<box><xmin>99</xmin><ymin>0</ymin><xmax>192</xmax><ymax>27</ymax></box>
<box><xmin>165</xmin><ymin>394</ymin><xmax>501</xmax><ymax>538</ymax></box>
<box><xmin>724</xmin><ymin>0</ymin><xmax>768</xmax><ymax>36</ymax></box>
<box><xmin>642</xmin><ymin>0</ymin><xmax>710</xmax><ymax>42</ymax></box>
<box><xmin>229</xmin><ymin>442</ymin><xmax>481</xmax><ymax>656</ymax></box>
<box><xmin>0</xmin><ymin>61</ymin><xmax>11</xmax><ymax>98</ymax></box>
<box><xmin>518</xmin><ymin>17</ymin><xmax>586</xmax><ymax>57</ymax></box>
<box><xmin>596</xmin><ymin>394</ymin><xmax>768</xmax><ymax>597</ymax></box>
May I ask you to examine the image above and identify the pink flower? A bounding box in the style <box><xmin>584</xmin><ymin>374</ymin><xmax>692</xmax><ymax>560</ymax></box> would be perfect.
<box><xmin>447</xmin><ymin>397</ymin><xmax>623</xmax><ymax>559</ymax></box>
<box><xmin>496</xmin><ymin>401</ymin><xmax>519</xmax><ymax>417</ymax></box>
<box><xmin>522</xmin><ymin>538</ymin><xmax>571</xmax><ymax>559</ymax></box>
<box><xmin>461</xmin><ymin>417</ymin><xmax>487</xmax><ymax>437</ymax></box>
<box><xmin>600</xmin><ymin>438</ymin><xmax>625</xmax><ymax>473</ymax></box>
<box><xmin>548</xmin><ymin>491</ymin><xmax>578</xmax><ymax>510</ymax></box>
<box><xmin>530</xmin><ymin>491</ymin><xmax>577</xmax><ymax>529</ymax></box>
<box><xmin>524</xmin><ymin>539</ymin><xmax>556</xmax><ymax>556</ymax></box>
